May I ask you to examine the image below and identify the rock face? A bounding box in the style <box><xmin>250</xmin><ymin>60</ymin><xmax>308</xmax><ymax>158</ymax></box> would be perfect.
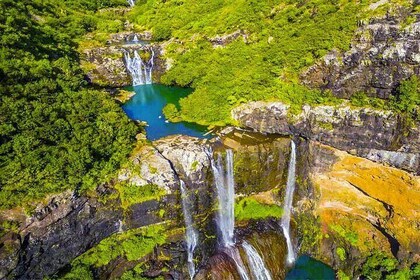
<box><xmin>81</xmin><ymin>43</ymin><xmax>165</xmax><ymax>87</ymax></box>
<box><xmin>0</xmin><ymin>187</ymin><xmax>123</xmax><ymax>279</ymax></box>
<box><xmin>307</xmin><ymin>142</ymin><xmax>420</xmax><ymax>275</ymax></box>
<box><xmin>302</xmin><ymin>16</ymin><xmax>420</xmax><ymax>99</ymax></box>
<box><xmin>82</xmin><ymin>45</ymin><xmax>131</xmax><ymax>87</ymax></box>
<box><xmin>232</xmin><ymin>101</ymin><xmax>420</xmax><ymax>174</ymax></box>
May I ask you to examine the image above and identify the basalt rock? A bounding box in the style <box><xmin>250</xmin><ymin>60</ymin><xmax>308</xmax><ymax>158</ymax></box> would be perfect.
<box><xmin>232</xmin><ymin>101</ymin><xmax>420</xmax><ymax>174</ymax></box>
<box><xmin>302</xmin><ymin>16</ymin><xmax>420</xmax><ymax>99</ymax></box>
<box><xmin>0</xmin><ymin>187</ymin><xmax>122</xmax><ymax>280</ymax></box>
<box><xmin>81</xmin><ymin>43</ymin><xmax>165</xmax><ymax>88</ymax></box>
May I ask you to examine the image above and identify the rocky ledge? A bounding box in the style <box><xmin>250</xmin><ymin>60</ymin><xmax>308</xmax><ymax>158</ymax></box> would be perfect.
<box><xmin>80</xmin><ymin>38</ymin><xmax>166</xmax><ymax>87</ymax></box>
<box><xmin>302</xmin><ymin>15</ymin><xmax>420</xmax><ymax>99</ymax></box>
<box><xmin>232</xmin><ymin>101</ymin><xmax>420</xmax><ymax>174</ymax></box>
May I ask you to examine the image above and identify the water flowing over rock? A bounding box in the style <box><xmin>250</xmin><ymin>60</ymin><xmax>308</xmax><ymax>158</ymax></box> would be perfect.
<box><xmin>281</xmin><ymin>140</ymin><xmax>297</xmax><ymax>265</ymax></box>
<box><xmin>224</xmin><ymin>247</ymin><xmax>250</xmax><ymax>280</ymax></box>
<box><xmin>242</xmin><ymin>241</ymin><xmax>272</xmax><ymax>280</ymax></box>
<box><xmin>127</xmin><ymin>0</ymin><xmax>135</xmax><ymax>7</ymax></box>
<box><xmin>124</xmin><ymin>48</ymin><xmax>154</xmax><ymax>85</ymax></box>
<box><xmin>180</xmin><ymin>180</ymin><xmax>198</xmax><ymax>279</ymax></box>
<box><xmin>232</xmin><ymin>101</ymin><xmax>420</xmax><ymax>174</ymax></box>
<box><xmin>209</xmin><ymin>149</ymin><xmax>235</xmax><ymax>247</ymax></box>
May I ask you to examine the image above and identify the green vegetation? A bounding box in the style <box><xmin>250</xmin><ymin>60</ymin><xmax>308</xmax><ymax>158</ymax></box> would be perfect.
<box><xmin>127</xmin><ymin>0</ymin><xmax>385</xmax><ymax>125</ymax></box>
<box><xmin>116</xmin><ymin>183</ymin><xmax>166</xmax><ymax>209</ymax></box>
<box><xmin>297</xmin><ymin>214</ymin><xmax>324</xmax><ymax>254</ymax></box>
<box><xmin>336</xmin><ymin>247</ymin><xmax>346</xmax><ymax>261</ymax></box>
<box><xmin>360</xmin><ymin>252</ymin><xmax>420</xmax><ymax>280</ymax></box>
<box><xmin>162</xmin><ymin>103</ymin><xmax>182</xmax><ymax>122</ymax></box>
<box><xmin>0</xmin><ymin>0</ymin><xmax>138</xmax><ymax>209</ymax></box>
<box><xmin>0</xmin><ymin>220</ymin><xmax>20</xmax><ymax>238</ymax></box>
<box><xmin>351</xmin><ymin>76</ymin><xmax>420</xmax><ymax>123</ymax></box>
<box><xmin>234</xmin><ymin>197</ymin><xmax>282</xmax><ymax>221</ymax></box>
<box><xmin>391</xmin><ymin>76</ymin><xmax>420</xmax><ymax>121</ymax></box>
<box><xmin>329</xmin><ymin>224</ymin><xmax>358</xmax><ymax>246</ymax></box>
<box><xmin>337</xmin><ymin>270</ymin><xmax>351</xmax><ymax>280</ymax></box>
<box><xmin>62</xmin><ymin>224</ymin><xmax>167</xmax><ymax>279</ymax></box>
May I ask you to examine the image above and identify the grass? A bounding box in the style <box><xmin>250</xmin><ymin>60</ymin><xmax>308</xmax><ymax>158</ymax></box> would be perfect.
<box><xmin>62</xmin><ymin>224</ymin><xmax>168</xmax><ymax>279</ymax></box>
<box><xmin>115</xmin><ymin>183</ymin><xmax>166</xmax><ymax>210</ymax></box>
<box><xmin>234</xmin><ymin>197</ymin><xmax>283</xmax><ymax>221</ymax></box>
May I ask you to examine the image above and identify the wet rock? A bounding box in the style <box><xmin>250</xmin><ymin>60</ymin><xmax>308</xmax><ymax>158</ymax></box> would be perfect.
<box><xmin>232</xmin><ymin>101</ymin><xmax>420</xmax><ymax>174</ymax></box>
<box><xmin>81</xmin><ymin>43</ymin><xmax>165</xmax><ymax>88</ymax></box>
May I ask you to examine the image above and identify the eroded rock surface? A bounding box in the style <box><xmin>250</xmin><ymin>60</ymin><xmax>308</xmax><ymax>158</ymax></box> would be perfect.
<box><xmin>302</xmin><ymin>16</ymin><xmax>420</xmax><ymax>99</ymax></box>
<box><xmin>308</xmin><ymin>142</ymin><xmax>420</xmax><ymax>274</ymax></box>
<box><xmin>232</xmin><ymin>101</ymin><xmax>420</xmax><ymax>174</ymax></box>
<box><xmin>0</xmin><ymin>187</ymin><xmax>122</xmax><ymax>279</ymax></box>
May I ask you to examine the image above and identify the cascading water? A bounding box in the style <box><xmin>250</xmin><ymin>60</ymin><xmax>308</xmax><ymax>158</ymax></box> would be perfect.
<box><xmin>132</xmin><ymin>34</ymin><xmax>139</xmax><ymax>43</ymax></box>
<box><xmin>209</xmin><ymin>149</ymin><xmax>251</xmax><ymax>280</ymax></box>
<box><xmin>127</xmin><ymin>0</ymin><xmax>135</xmax><ymax>7</ymax></box>
<box><xmin>242</xmin><ymin>241</ymin><xmax>272</xmax><ymax>280</ymax></box>
<box><xmin>180</xmin><ymin>180</ymin><xmax>198</xmax><ymax>280</ymax></box>
<box><xmin>210</xmin><ymin>149</ymin><xmax>235</xmax><ymax>247</ymax></box>
<box><xmin>124</xmin><ymin>48</ymin><xmax>154</xmax><ymax>86</ymax></box>
<box><xmin>226</xmin><ymin>247</ymin><xmax>250</xmax><ymax>280</ymax></box>
<box><xmin>280</xmin><ymin>140</ymin><xmax>297</xmax><ymax>265</ymax></box>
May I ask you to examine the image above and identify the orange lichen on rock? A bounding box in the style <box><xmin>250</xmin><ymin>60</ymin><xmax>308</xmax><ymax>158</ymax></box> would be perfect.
<box><xmin>311</xmin><ymin>142</ymin><xmax>420</xmax><ymax>255</ymax></box>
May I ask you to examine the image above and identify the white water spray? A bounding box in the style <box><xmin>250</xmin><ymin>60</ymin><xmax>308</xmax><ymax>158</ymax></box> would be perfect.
<box><xmin>210</xmin><ymin>149</ymin><xmax>235</xmax><ymax>247</ymax></box>
<box><xmin>124</xmin><ymin>48</ymin><xmax>154</xmax><ymax>86</ymax></box>
<box><xmin>209</xmin><ymin>149</ymin><xmax>250</xmax><ymax>280</ymax></box>
<box><xmin>280</xmin><ymin>140</ymin><xmax>297</xmax><ymax>265</ymax></box>
<box><xmin>132</xmin><ymin>34</ymin><xmax>139</xmax><ymax>43</ymax></box>
<box><xmin>127</xmin><ymin>0</ymin><xmax>135</xmax><ymax>7</ymax></box>
<box><xmin>242</xmin><ymin>241</ymin><xmax>272</xmax><ymax>280</ymax></box>
<box><xmin>225</xmin><ymin>247</ymin><xmax>250</xmax><ymax>280</ymax></box>
<box><xmin>180</xmin><ymin>180</ymin><xmax>198</xmax><ymax>280</ymax></box>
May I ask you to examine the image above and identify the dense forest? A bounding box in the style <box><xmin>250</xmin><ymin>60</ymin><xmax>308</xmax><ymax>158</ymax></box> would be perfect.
<box><xmin>128</xmin><ymin>0</ymin><xmax>419</xmax><ymax>125</ymax></box>
<box><xmin>0</xmin><ymin>0</ymin><xmax>138</xmax><ymax>209</ymax></box>
<box><xmin>1</xmin><ymin>0</ymin><xmax>419</xmax><ymax>208</ymax></box>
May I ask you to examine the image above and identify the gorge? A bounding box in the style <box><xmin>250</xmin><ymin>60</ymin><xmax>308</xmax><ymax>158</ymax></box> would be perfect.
<box><xmin>0</xmin><ymin>0</ymin><xmax>419</xmax><ymax>280</ymax></box>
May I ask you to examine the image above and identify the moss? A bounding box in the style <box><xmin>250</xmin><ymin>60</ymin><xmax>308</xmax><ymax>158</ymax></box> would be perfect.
<box><xmin>336</xmin><ymin>247</ymin><xmax>346</xmax><ymax>261</ymax></box>
<box><xmin>158</xmin><ymin>209</ymin><xmax>166</xmax><ymax>218</ymax></box>
<box><xmin>64</xmin><ymin>224</ymin><xmax>168</xmax><ymax>278</ymax></box>
<box><xmin>191</xmin><ymin>160</ymin><xmax>199</xmax><ymax>171</ymax></box>
<box><xmin>234</xmin><ymin>197</ymin><xmax>282</xmax><ymax>221</ymax></box>
<box><xmin>297</xmin><ymin>214</ymin><xmax>324</xmax><ymax>255</ymax></box>
<box><xmin>330</xmin><ymin>224</ymin><xmax>358</xmax><ymax>246</ymax></box>
<box><xmin>116</xmin><ymin>182</ymin><xmax>166</xmax><ymax>210</ymax></box>
<box><xmin>0</xmin><ymin>220</ymin><xmax>20</xmax><ymax>238</ymax></box>
<box><xmin>317</xmin><ymin>121</ymin><xmax>334</xmax><ymax>131</ymax></box>
<box><xmin>337</xmin><ymin>270</ymin><xmax>350</xmax><ymax>280</ymax></box>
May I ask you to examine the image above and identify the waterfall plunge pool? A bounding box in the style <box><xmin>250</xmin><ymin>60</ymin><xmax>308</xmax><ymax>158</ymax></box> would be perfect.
<box><xmin>122</xmin><ymin>84</ymin><xmax>211</xmax><ymax>140</ymax></box>
<box><xmin>286</xmin><ymin>255</ymin><xmax>335</xmax><ymax>280</ymax></box>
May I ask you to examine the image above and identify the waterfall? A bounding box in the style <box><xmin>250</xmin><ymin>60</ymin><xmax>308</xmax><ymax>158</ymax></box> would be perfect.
<box><xmin>124</xmin><ymin>48</ymin><xmax>154</xmax><ymax>86</ymax></box>
<box><xmin>180</xmin><ymin>180</ymin><xmax>198</xmax><ymax>280</ymax></box>
<box><xmin>225</xmin><ymin>247</ymin><xmax>250</xmax><ymax>280</ymax></box>
<box><xmin>132</xmin><ymin>34</ymin><xmax>139</xmax><ymax>43</ymax></box>
<box><xmin>127</xmin><ymin>0</ymin><xmax>135</xmax><ymax>7</ymax></box>
<box><xmin>242</xmin><ymin>241</ymin><xmax>272</xmax><ymax>280</ymax></box>
<box><xmin>209</xmin><ymin>149</ymin><xmax>251</xmax><ymax>280</ymax></box>
<box><xmin>280</xmin><ymin>140</ymin><xmax>297</xmax><ymax>265</ymax></box>
<box><xmin>210</xmin><ymin>149</ymin><xmax>235</xmax><ymax>247</ymax></box>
